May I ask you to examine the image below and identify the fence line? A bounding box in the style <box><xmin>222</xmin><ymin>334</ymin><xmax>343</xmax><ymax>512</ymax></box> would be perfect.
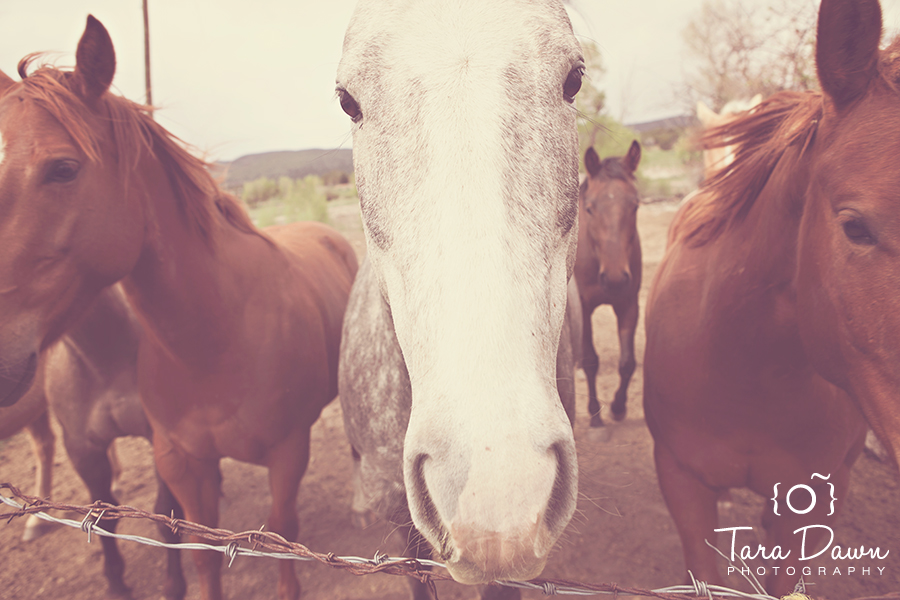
<box><xmin>1</xmin><ymin>482</ymin><xmax>782</xmax><ymax>600</ymax></box>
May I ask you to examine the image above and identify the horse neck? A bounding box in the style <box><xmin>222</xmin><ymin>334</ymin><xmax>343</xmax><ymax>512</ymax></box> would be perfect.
<box><xmin>120</xmin><ymin>156</ymin><xmax>273</xmax><ymax>368</ymax></box>
<box><xmin>62</xmin><ymin>286</ymin><xmax>139</xmax><ymax>372</ymax></box>
<box><xmin>715</xmin><ymin>144</ymin><xmax>810</xmax><ymax>284</ymax></box>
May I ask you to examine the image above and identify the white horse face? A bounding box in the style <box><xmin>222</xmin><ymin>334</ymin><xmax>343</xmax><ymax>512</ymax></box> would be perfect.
<box><xmin>338</xmin><ymin>0</ymin><xmax>582</xmax><ymax>584</ymax></box>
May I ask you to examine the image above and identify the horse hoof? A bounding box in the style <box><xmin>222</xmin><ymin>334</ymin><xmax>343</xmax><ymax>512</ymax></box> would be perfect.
<box><xmin>351</xmin><ymin>509</ymin><xmax>377</xmax><ymax>529</ymax></box>
<box><xmin>611</xmin><ymin>404</ymin><xmax>627</xmax><ymax>421</ymax></box>
<box><xmin>163</xmin><ymin>579</ymin><xmax>187</xmax><ymax>600</ymax></box>
<box><xmin>106</xmin><ymin>581</ymin><xmax>133</xmax><ymax>599</ymax></box>
<box><xmin>589</xmin><ymin>413</ymin><xmax>605</xmax><ymax>428</ymax></box>
<box><xmin>22</xmin><ymin>517</ymin><xmax>57</xmax><ymax>542</ymax></box>
<box><xmin>585</xmin><ymin>425</ymin><xmax>612</xmax><ymax>444</ymax></box>
<box><xmin>717</xmin><ymin>489</ymin><xmax>735</xmax><ymax>510</ymax></box>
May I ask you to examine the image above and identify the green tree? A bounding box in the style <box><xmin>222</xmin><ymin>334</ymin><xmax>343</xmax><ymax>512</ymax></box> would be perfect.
<box><xmin>574</xmin><ymin>40</ymin><xmax>639</xmax><ymax>169</ymax></box>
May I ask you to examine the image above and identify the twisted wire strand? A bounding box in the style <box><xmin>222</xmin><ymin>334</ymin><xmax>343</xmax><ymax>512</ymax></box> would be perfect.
<box><xmin>1</xmin><ymin>482</ymin><xmax>777</xmax><ymax>600</ymax></box>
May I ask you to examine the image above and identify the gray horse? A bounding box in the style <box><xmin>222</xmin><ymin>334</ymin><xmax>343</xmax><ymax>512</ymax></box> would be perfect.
<box><xmin>340</xmin><ymin>257</ymin><xmax>581</xmax><ymax>600</ymax></box>
<box><xmin>336</xmin><ymin>1</ymin><xmax>585</xmax><ymax>594</ymax></box>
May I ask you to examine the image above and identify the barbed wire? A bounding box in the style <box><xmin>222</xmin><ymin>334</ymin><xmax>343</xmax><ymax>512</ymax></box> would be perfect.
<box><xmin>1</xmin><ymin>482</ymin><xmax>781</xmax><ymax>600</ymax></box>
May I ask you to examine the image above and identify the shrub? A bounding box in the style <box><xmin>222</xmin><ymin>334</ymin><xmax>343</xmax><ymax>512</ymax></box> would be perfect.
<box><xmin>250</xmin><ymin>175</ymin><xmax>329</xmax><ymax>228</ymax></box>
<box><xmin>241</xmin><ymin>177</ymin><xmax>280</xmax><ymax>207</ymax></box>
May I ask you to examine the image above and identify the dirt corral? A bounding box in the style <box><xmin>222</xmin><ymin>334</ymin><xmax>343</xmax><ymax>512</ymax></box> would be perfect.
<box><xmin>1</xmin><ymin>199</ymin><xmax>898</xmax><ymax>600</ymax></box>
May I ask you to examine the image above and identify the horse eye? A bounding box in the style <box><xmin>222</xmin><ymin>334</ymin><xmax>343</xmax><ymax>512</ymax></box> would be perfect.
<box><xmin>563</xmin><ymin>65</ymin><xmax>584</xmax><ymax>103</ymax></box>
<box><xmin>842</xmin><ymin>218</ymin><xmax>877</xmax><ymax>245</ymax></box>
<box><xmin>338</xmin><ymin>90</ymin><xmax>362</xmax><ymax>123</ymax></box>
<box><xmin>45</xmin><ymin>159</ymin><xmax>80</xmax><ymax>184</ymax></box>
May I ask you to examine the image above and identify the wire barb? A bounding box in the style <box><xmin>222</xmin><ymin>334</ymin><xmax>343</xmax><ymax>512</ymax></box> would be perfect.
<box><xmin>541</xmin><ymin>581</ymin><xmax>559</xmax><ymax>595</ymax></box>
<box><xmin>225</xmin><ymin>541</ymin><xmax>240</xmax><ymax>568</ymax></box>
<box><xmin>689</xmin><ymin>571</ymin><xmax>714</xmax><ymax>600</ymax></box>
<box><xmin>79</xmin><ymin>508</ymin><xmax>106</xmax><ymax>544</ymax></box>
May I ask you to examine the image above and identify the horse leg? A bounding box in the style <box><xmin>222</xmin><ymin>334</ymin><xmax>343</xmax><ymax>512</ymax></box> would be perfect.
<box><xmin>581</xmin><ymin>305</ymin><xmax>603</xmax><ymax>427</ymax></box>
<box><xmin>154</xmin><ymin>469</ymin><xmax>187</xmax><ymax>600</ymax></box>
<box><xmin>155</xmin><ymin>438</ymin><xmax>223</xmax><ymax>600</ymax></box>
<box><xmin>22</xmin><ymin>409</ymin><xmax>57</xmax><ymax>541</ymax></box>
<box><xmin>67</xmin><ymin>441</ymin><xmax>131</xmax><ymax>598</ymax></box>
<box><xmin>653</xmin><ymin>442</ymin><xmax>722</xmax><ymax>587</ymax></box>
<box><xmin>610</xmin><ymin>299</ymin><xmax>638</xmax><ymax>421</ymax></box>
<box><xmin>265</xmin><ymin>433</ymin><xmax>311</xmax><ymax>600</ymax></box>
<box><xmin>350</xmin><ymin>446</ymin><xmax>377</xmax><ymax>529</ymax></box>
<box><xmin>108</xmin><ymin>439</ymin><xmax>125</xmax><ymax>498</ymax></box>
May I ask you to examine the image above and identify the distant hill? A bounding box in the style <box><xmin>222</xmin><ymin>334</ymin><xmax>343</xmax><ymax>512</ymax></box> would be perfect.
<box><xmin>625</xmin><ymin>115</ymin><xmax>696</xmax><ymax>133</ymax></box>
<box><xmin>220</xmin><ymin>148</ymin><xmax>353</xmax><ymax>188</ymax></box>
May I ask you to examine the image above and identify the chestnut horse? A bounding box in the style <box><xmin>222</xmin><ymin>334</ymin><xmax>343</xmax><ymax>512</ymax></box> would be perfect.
<box><xmin>336</xmin><ymin>0</ymin><xmax>583</xmax><ymax>595</ymax></box>
<box><xmin>644</xmin><ymin>0</ymin><xmax>899</xmax><ymax>594</ymax></box>
<box><xmin>574</xmin><ymin>141</ymin><xmax>642</xmax><ymax>428</ymax></box>
<box><xmin>0</xmin><ymin>17</ymin><xmax>357</xmax><ymax>600</ymax></box>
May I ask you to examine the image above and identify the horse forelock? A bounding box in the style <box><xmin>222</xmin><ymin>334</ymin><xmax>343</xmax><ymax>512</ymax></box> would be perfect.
<box><xmin>341</xmin><ymin>0</ymin><xmax>580</xmax><ymax>376</ymax></box>
<box><xmin>15</xmin><ymin>58</ymin><xmax>103</xmax><ymax>163</ymax></box>
<box><xmin>341</xmin><ymin>0</ymin><xmax>580</xmax><ymax>248</ymax></box>
<box><xmin>677</xmin><ymin>91</ymin><xmax>823</xmax><ymax>247</ymax></box>
<box><xmin>14</xmin><ymin>58</ymin><xmax>262</xmax><ymax>249</ymax></box>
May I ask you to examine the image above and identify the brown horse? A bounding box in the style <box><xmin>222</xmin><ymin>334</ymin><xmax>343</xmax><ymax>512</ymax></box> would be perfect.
<box><xmin>42</xmin><ymin>286</ymin><xmax>185</xmax><ymax>599</ymax></box>
<box><xmin>0</xmin><ymin>17</ymin><xmax>357</xmax><ymax>600</ymax></box>
<box><xmin>644</xmin><ymin>0</ymin><xmax>899</xmax><ymax>595</ymax></box>
<box><xmin>574</xmin><ymin>141</ymin><xmax>642</xmax><ymax>428</ymax></box>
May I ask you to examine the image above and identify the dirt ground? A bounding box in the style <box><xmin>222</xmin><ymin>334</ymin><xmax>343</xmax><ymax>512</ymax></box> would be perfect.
<box><xmin>1</xmin><ymin>199</ymin><xmax>898</xmax><ymax>600</ymax></box>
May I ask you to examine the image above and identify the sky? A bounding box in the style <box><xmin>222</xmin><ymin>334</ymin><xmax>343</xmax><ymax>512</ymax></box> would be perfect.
<box><xmin>1</xmin><ymin>1</ymin><xmax>899</xmax><ymax>162</ymax></box>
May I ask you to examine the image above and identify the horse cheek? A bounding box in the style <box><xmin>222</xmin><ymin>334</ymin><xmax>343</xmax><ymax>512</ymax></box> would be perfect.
<box><xmin>77</xmin><ymin>191</ymin><xmax>144</xmax><ymax>286</ymax></box>
<box><xmin>795</xmin><ymin>204</ymin><xmax>852</xmax><ymax>392</ymax></box>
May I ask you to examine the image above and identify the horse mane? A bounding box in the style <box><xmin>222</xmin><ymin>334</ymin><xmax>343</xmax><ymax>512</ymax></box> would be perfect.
<box><xmin>681</xmin><ymin>35</ymin><xmax>900</xmax><ymax>248</ymax></box>
<box><xmin>678</xmin><ymin>91</ymin><xmax>822</xmax><ymax>247</ymax></box>
<box><xmin>579</xmin><ymin>155</ymin><xmax>637</xmax><ymax>198</ymax></box>
<box><xmin>15</xmin><ymin>55</ymin><xmax>266</xmax><ymax>247</ymax></box>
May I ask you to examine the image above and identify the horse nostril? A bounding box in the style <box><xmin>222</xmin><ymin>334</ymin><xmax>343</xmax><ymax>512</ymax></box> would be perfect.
<box><xmin>409</xmin><ymin>453</ymin><xmax>451</xmax><ymax>559</ymax></box>
<box><xmin>544</xmin><ymin>441</ymin><xmax>576</xmax><ymax>535</ymax></box>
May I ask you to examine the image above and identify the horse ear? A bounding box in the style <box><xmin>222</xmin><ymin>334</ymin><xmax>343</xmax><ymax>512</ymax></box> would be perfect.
<box><xmin>624</xmin><ymin>140</ymin><xmax>641</xmax><ymax>173</ymax></box>
<box><xmin>584</xmin><ymin>147</ymin><xmax>601</xmax><ymax>177</ymax></box>
<box><xmin>0</xmin><ymin>70</ymin><xmax>14</xmax><ymax>97</ymax></box>
<box><xmin>73</xmin><ymin>15</ymin><xmax>116</xmax><ymax>103</ymax></box>
<box><xmin>696</xmin><ymin>101</ymin><xmax>717</xmax><ymax>127</ymax></box>
<box><xmin>816</xmin><ymin>0</ymin><xmax>882</xmax><ymax>111</ymax></box>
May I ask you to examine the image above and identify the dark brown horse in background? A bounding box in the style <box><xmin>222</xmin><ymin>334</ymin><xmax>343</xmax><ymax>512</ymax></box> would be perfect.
<box><xmin>574</xmin><ymin>141</ymin><xmax>642</xmax><ymax>428</ymax></box>
<box><xmin>0</xmin><ymin>17</ymin><xmax>357</xmax><ymax>600</ymax></box>
<box><xmin>644</xmin><ymin>0</ymin><xmax>899</xmax><ymax>594</ymax></box>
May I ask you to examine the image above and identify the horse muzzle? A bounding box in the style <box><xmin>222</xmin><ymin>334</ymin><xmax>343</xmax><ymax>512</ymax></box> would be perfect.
<box><xmin>406</xmin><ymin>437</ymin><xmax>577</xmax><ymax>584</ymax></box>
<box><xmin>444</xmin><ymin>523</ymin><xmax>550</xmax><ymax>584</ymax></box>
